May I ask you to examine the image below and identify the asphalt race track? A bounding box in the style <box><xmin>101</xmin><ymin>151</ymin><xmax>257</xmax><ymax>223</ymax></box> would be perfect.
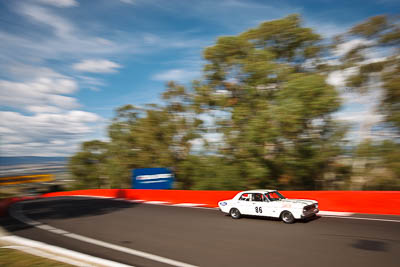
<box><xmin>2</xmin><ymin>197</ymin><xmax>400</xmax><ymax>267</ymax></box>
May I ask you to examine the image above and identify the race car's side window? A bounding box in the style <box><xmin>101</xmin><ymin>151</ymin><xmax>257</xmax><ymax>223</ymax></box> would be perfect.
<box><xmin>252</xmin><ymin>193</ymin><xmax>264</xmax><ymax>202</ymax></box>
<box><xmin>266</xmin><ymin>192</ymin><xmax>282</xmax><ymax>201</ymax></box>
<box><xmin>239</xmin><ymin>193</ymin><xmax>250</xmax><ymax>201</ymax></box>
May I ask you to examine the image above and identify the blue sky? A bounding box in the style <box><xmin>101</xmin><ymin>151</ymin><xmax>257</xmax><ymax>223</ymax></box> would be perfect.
<box><xmin>0</xmin><ymin>0</ymin><xmax>398</xmax><ymax>156</ymax></box>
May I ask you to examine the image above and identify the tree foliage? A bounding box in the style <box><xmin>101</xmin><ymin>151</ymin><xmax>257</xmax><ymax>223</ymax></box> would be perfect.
<box><xmin>191</xmin><ymin>15</ymin><xmax>343</xmax><ymax>189</ymax></box>
<box><xmin>337</xmin><ymin>15</ymin><xmax>400</xmax><ymax>132</ymax></box>
<box><xmin>354</xmin><ymin>140</ymin><xmax>400</xmax><ymax>190</ymax></box>
<box><xmin>69</xmin><ymin>140</ymin><xmax>108</xmax><ymax>189</ymax></box>
<box><xmin>69</xmin><ymin>14</ymin><xmax>398</xmax><ymax>190</ymax></box>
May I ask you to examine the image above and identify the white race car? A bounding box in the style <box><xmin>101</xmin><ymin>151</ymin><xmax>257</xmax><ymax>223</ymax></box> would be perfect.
<box><xmin>218</xmin><ymin>189</ymin><xmax>319</xmax><ymax>223</ymax></box>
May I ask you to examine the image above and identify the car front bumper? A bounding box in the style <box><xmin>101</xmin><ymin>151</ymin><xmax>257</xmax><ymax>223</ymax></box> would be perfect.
<box><xmin>301</xmin><ymin>208</ymin><xmax>319</xmax><ymax>219</ymax></box>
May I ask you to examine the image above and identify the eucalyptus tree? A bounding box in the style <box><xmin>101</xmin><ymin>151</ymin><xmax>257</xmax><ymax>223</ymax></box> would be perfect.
<box><xmin>188</xmin><ymin>15</ymin><xmax>345</xmax><ymax>189</ymax></box>
<box><xmin>70</xmin><ymin>15</ymin><xmax>350</xmax><ymax>190</ymax></box>
<box><xmin>335</xmin><ymin>15</ymin><xmax>400</xmax><ymax>134</ymax></box>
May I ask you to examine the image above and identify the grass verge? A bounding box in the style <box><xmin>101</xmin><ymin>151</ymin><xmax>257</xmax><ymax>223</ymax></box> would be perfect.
<box><xmin>0</xmin><ymin>247</ymin><xmax>72</xmax><ymax>267</ymax></box>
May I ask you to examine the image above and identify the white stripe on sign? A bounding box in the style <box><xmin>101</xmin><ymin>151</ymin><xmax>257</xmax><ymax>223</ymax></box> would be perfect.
<box><xmin>10</xmin><ymin>201</ymin><xmax>198</xmax><ymax>267</ymax></box>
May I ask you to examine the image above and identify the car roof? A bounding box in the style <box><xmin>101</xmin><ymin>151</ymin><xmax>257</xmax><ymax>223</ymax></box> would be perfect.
<box><xmin>240</xmin><ymin>189</ymin><xmax>277</xmax><ymax>194</ymax></box>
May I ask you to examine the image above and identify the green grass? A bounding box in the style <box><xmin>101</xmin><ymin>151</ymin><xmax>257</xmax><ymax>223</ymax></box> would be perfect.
<box><xmin>0</xmin><ymin>247</ymin><xmax>72</xmax><ymax>267</ymax></box>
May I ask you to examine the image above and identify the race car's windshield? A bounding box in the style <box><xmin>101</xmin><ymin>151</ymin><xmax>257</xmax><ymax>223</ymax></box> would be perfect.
<box><xmin>265</xmin><ymin>191</ymin><xmax>286</xmax><ymax>201</ymax></box>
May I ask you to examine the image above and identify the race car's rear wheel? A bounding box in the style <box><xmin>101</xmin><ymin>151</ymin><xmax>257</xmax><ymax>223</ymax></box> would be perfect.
<box><xmin>230</xmin><ymin>208</ymin><xmax>241</xmax><ymax>219</ymax></box>
<box><xmin>281</xmin><ymin>211</ymin><xmax>295</xmax><ymax>224</ymax></box>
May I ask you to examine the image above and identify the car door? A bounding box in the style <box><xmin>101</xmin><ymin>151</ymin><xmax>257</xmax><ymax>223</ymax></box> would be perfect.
<box><xmin>262</xmin><ymin>192</ymin><xmax>281</xmax><ymax>217</ymax></box>
<box><xmin>260</xmin><ymin>194</ymin><xmax>275</xmax><ymax>217</ymax></box>
<box><xmin>248</xmin><ymin>193</ymin><xmax>277</xmax><ymax>217</ymax></box>
<box><xmin>235</xmin><ymin>193</ymin><xmax>253</xmax><ymax>215</ymax></box>
<box><xmin>248</xmin><ymin>193</ymin><xmax>266</xmax><ymax>216</ymax></box>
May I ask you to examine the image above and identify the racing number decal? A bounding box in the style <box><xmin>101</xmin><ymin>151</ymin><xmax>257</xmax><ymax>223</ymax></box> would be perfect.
<box><xmin>255</xmin><ymin>207</ymin><xmax>263</xmax><ymax>213</ymax></box>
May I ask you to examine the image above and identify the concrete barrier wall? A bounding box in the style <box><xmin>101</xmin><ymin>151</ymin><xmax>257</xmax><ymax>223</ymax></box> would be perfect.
<box><xmin>40</xmin><ymin>189</ymin><xmax>400</xmax><ymax>215</ymax></box>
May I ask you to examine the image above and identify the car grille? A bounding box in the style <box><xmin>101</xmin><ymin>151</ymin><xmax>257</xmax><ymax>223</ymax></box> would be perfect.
<box><xmin>304</xmin><ymin>204</ymin><xmax>316</xmax><ymax>212</ymax></box>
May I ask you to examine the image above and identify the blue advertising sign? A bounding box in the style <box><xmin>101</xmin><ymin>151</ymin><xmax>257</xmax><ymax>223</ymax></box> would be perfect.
<box><xmin>132</xmin><ymin>168</ymin><xmax>174</xmax><ymax>189</ymax></box>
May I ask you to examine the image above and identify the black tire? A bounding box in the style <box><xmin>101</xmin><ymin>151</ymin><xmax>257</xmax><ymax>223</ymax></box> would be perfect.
<box><xmin>281</xmin><ymin>211</ymin><xmax>295</xmax><ymax>224</ymax></box>
<box><xmin>230</xmin><ymin>208</ymin><xmax>241</xmax><ymax>219</ymax></box>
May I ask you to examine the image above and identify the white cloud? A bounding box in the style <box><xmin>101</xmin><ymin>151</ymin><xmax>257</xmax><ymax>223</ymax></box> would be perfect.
<box><xmin>334</xmin><ymin>110</ymin><xmax>383</xmax><ymax>124</ymax></box>
<box><xmin>46</xmin><ymin>94</ymin><xmax>79</xmax><ymax>108</ymax></box>
<box><xmin>152</xmin><ymin>69</ymin><xmax>200</xmax><ymax>82</ymax></box>
<box><xmin>190</xmin><ymin>132</ymin><xmax>223</xmax><ymax>152</ymax></box>
<box><xmin>26</xmin><ymin>106</ymin><xmax>62</xmax><ymax>113</ymax></box>
<box><xmin>36</xmin><ymin>0</ymin><xmax>79</xmax><ymax>8</ymax></box>
<box><xmin>120</xmin><ymin>0</ymin><xmax>135</xmax><ymax>4</ymax></box>
<box><xmin>50</xmin><ymin>139</ymin><xmax>66</xmax><ymax>145</ymax></box>
<box><xmin>305</xmin><ymin>18</ymin><xmax>349</xmax><ymax>38</ymax></box>
<box><xmin>328</xmin><ymin>66</ymin><xmax>385</xmax><ymax>143</ymax></box>
<box><xmin>0</xmin><ymin>4</ymin><xmax>126</xmax><ymax>64</ymax></box>
<box><xmin>0</xmin><ymin>1</ymin><xmax>216</xmax><ymax>156</ymax></box>
<box><xmin>0</xmin><ymin>60</ymin><xmax>101</xmax><ymax>156</ymax></box>
<box><xmin>326</xmin><ymin>68</ymin><xmax>358</xmax><ymax>88</ymax></box>
<box><xmin>1</xmin><ymin>135</ymin><xmax>31</xmax><ymax>144</ymax></box>
<box><xmin>0</xmin><ymin>2</ymin><xmax>205</xmax><ymax>67</ymax></box>
<box><xmin>334</xmin><ymin>38</ymin><xmax>375</xmax><ymax>57</ymax></box>
<box><xmin>334</xmin><ymin>108</ymin><xmax>385</xmax><ymax>141</ymax></box>
<box><xmin>0</xmin><ymin>77</ymin><xmax>79</xmax><ymax>110</ymax></box>
<box><xmin>5</xmin><ymin>63</ymin><xmax>66</xmax><ymax>81</ymax></box>
<box><xmin>77</xmin><ymin>75</ymin><xmax>105</xmax><ymax>91</ymax></box>
<box><xmin>143</xmin><ymin>33</ymin><xmax>160</xmax><ymax>45</ymax></box>
<box><xmin>19</xmin><ymin>4</ymin><xmax>74</xmax><ymax>38</ymax></box>
<box><xmin>0</xmin><ymin>111</ymin><xmax>101</xmax><ymax>138</ymax></box>
<box><xmin>0</xmin><ymin>111</ymin><xmax>102</xmax><ymax>156</ymax></box>
<box><xmin>73</xmin><ymin>59</ymin><xmax>122</xmax><ymax>73</ymax></box>
<box><xmin>0</xmin><ymin>3</ymin><xmax>127</xmax><ymax>156</ymax></box>
<box><xmin>66</xmin><ymin>110</ymin><xmax>100</xmax><ymax>122</ymax></box>
<box><xmin>0</xmin><ymin>127</ymin><xmax>16</xmax><ymax>134</ymax></box>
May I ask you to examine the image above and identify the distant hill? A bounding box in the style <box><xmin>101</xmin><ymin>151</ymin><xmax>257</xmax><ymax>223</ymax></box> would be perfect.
<box><xmin>0</xmin><ymin>156</ymin><xmax>68</xmax><ymax>166</ymax></box>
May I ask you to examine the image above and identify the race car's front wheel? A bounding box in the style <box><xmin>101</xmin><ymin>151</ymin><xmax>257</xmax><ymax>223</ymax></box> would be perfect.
<box><xmin>230</xmin><ymin>208</ymin><xmax>241</xmax><ymax>219</ymax></box>
<box><xmin>281</xmin><ymin>211</ymin><xmax>295</xmax><ymax>224</ymax></box>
